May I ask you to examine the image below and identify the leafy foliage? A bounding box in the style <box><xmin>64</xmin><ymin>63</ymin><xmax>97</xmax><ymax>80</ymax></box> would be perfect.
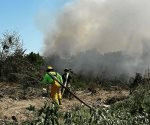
<box><xmin>19</xmin><ymin>84</ymin><xmax>150</xmax><ymax>125</ymax></box>
<box><xmin>0</xmin><ymin>31</ymin><xmax>46</xmax><ymax>99</ymax></box>
<box><xmin>25</xmin><ymin>52</ymin><xmax>44</xmax><ymax>70</ymax></box>
<box><xmin>22</xmin><ymin>102</ymin><xmax>60</xmax><ymax>125</ymax></box>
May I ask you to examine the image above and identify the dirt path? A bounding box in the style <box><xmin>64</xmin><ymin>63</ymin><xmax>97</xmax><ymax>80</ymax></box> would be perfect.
<box><xmin>0</xmin><ymin>82</ymin><xmax>129</xmax><ymax>122</ymax></box>
<box><xmin>61</xmin><ymin>89</ymin><xmax>129</xmax><ymax>111</ymax></box>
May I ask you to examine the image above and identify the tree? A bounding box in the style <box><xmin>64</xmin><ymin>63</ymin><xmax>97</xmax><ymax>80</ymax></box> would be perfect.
<box><xmin>25</xmin><ymin>52</ymin><xmax>45</xmax><ymax>70</ymax></box>
<box><xmin>0</xmin><ymin>32</ymin><xmax>25</xmax><ymax>81</ymax></box>
<box><xmin>0</xmin><ymin>31</ymin><xmax>23</xmax><ymax>61</ymax></box>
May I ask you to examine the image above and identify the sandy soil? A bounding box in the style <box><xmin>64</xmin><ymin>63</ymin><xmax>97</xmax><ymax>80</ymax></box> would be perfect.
<box><xmin>0</xmin><ymin>82</ymin><xmax>129</xmax><ymax>122</ymax></box>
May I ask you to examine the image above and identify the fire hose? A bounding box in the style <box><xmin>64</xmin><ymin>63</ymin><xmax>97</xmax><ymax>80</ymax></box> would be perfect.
<box><xmin>11</xmin><ymin>73</ymin><xmax>94</xmax><ymax>110</ymax></box>
<box><xmin>47</xmin><ymin>72</ymin><xmax>94</xmax><ymax>110</ymax></box>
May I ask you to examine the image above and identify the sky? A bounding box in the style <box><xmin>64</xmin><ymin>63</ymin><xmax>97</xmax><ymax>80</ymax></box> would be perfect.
<box><xmin>0</xmin><ymin>0</ymin><xmax>71</xmax><ymax>54</ymax></box>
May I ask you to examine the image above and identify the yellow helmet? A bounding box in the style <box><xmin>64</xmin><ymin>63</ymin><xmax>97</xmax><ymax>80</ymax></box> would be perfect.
<box><xmin>47</xmin><ymin>66</ymin><xmax>53</xmax><ymax>70</ymax></box>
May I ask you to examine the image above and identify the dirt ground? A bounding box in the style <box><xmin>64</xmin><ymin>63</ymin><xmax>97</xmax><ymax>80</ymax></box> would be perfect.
<box><xmin>0</xmin><ymin>82</ymin><xmax>129</xmax><ymax>122</ymax></box>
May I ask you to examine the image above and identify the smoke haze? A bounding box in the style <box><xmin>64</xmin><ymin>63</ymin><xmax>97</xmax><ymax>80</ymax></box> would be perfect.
<box><xmin>41</xmin><ymin>0</ymin><xmax>150</xmax><ymax>78</ymax></box>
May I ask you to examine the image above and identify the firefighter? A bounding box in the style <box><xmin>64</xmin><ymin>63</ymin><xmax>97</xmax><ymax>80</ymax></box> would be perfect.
<box><xmin>43</xmin><ymin>66</ymin><xmax>63</xmax><ymax>105</ymax></box>
<box><xmin>62</xmin><ymin>68</ymin><xmax>73</xmax><ymax>98</ymax></box>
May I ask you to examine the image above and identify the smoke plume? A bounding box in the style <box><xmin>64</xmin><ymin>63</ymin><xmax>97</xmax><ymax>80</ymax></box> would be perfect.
<box><xmin>42</xmin><ymin>0</ymin><xmax>150</xmax><ymax>78</ymax></box>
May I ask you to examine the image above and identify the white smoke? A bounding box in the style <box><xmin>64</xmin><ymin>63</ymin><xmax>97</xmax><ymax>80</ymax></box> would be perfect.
<box><xmin>41</xmin><ymin>0</ymin><xmax>150</xmax><ymax>77</ymax></box>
